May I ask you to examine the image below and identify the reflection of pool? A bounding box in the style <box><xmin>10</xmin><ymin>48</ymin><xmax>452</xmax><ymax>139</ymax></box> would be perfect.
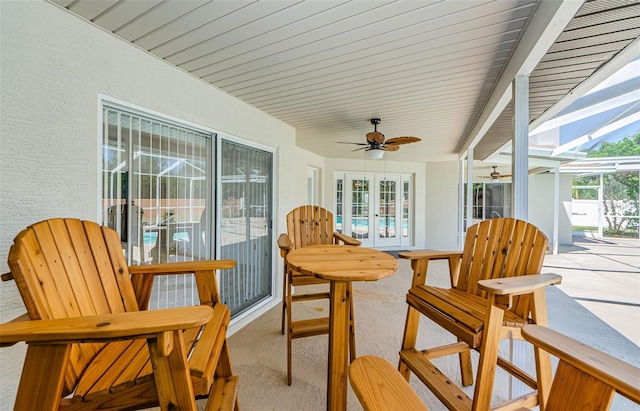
<box><xmin>143</xmin><ymin>232</ymin><xmax>157</xmax><ymax>245</ymax></box>
<box><xmin>143</xmin><ymin>232</ymin><xmax>189</xmax><ymax>245</ymax></box>
<box><xmin>350</xmin><ymin>218</ymin><xmax>408</xmax><ymax>230</ymax></box>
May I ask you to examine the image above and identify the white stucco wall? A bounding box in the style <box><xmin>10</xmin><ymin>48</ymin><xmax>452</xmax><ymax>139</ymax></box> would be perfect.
<box><xmin>0</xmin><ymin>2</ymin><xmax>295</xmax><ymax>406</ymax></box>
<box><xmin>529</xmin><ymin>173</ymin><xmax>573</xmax><ymax>246</ymax></box>
<box><xmin>294</xmin><ymin>146</ymin><xmax>326</xmax><ymax>207</ymax></box>
<box><xmin>425</xmin><ymin>161</ymin><xmax>460</xmax><ymax>250</ymax></box>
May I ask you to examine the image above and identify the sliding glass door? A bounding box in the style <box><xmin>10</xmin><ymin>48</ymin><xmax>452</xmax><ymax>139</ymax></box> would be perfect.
<box><xmin>101</xmin><ymin>104</ymin><xmax>274</xmax><ymax>318</ymax></box>
<box><xmin>219</xmin><ymin>140</ymin><xmax>273</xmax><ymax>316</ymax></box>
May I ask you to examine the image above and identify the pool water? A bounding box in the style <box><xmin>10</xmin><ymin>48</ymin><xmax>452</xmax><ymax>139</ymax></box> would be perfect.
<box><xmin>143</xmin><ymin>232</ymin><xmax>189</xmax><ymax>245</ymax></box>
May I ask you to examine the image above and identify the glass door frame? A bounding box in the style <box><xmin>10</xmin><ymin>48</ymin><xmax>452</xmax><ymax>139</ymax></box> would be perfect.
<box><xmin>215</xmin><ymin>133</ymin><xmax>277</xmax><ymax>320</ymax></box>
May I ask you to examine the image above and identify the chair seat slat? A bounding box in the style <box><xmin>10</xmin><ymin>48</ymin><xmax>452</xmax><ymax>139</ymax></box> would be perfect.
<box><xmin>77</xmin><ymin>340</ymin><xmax>141</xmax><ymax>398</ymax></box>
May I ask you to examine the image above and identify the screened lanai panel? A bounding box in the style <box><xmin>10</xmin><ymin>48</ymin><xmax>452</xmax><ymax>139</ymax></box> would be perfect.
<box><xmin>219</xmin><ymin>140</ymin><xmax>273</xmax><ymax>317</ymax></box>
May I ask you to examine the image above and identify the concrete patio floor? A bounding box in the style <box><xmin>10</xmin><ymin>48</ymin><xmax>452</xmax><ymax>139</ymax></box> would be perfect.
<box><xmin>545</xmin><ymin>233</ymin><xmax>640</xmax><ymax>347</ymax></box>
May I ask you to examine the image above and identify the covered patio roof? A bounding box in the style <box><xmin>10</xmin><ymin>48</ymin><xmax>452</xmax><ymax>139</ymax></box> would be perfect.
<box><xmin>51</xmin><ymin>0</ymin><xmax>639</xmax><ymax>169</ymax></box>
<box><xmin>484</xmin><ymin>57</ymin><xmax>639</xmax><ymax>176</ymax></box>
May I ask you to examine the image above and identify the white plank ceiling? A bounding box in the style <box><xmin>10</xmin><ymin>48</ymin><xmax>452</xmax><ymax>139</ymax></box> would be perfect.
<box><xmin>52</xmin><ymin>0</ymin><xmax>639</xmax><ymax>164</ymax></box>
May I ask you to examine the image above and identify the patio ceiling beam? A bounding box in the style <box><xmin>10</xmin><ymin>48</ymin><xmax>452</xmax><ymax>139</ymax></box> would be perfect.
<box><xmin>456</xmin><ymin>0</ymin><xmax>583</xmax><ymax>157</ymax></box>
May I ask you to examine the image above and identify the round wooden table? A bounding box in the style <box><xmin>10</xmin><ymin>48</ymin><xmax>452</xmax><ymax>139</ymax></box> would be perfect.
<box><xmin>286</xmin><ymin>245</ymin><xmax>398</xmax><ymax>411</ymax></box>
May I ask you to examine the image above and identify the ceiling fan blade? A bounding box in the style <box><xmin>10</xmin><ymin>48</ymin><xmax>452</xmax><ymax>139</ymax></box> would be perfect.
<box><xmin>499</xmin><ymin>174</ymin><xmax>512</xmax><ymax>178</ymax></box>
<box><xmin>385</xmin><ymin>136</ymin><xmax>421</xmax><ymax>145</ymax></box>
<box><xmin>366</xmin><ymin>131</ymin><xmax>385</xmax><ymax>143</ymax></box>
<box><xmin>352</xmin><ymin>146</ymin><xmax>368</xmax><ymax>152</ymax></box>
<box><xmin>336</xmin><ymin>142</ymin><xmax>368</xmax><ymax>146</ymax></box>
<box><xmin>384</xmin><ymin>145</ymin><xmax>400</xmax><ymax>152</ymax></box>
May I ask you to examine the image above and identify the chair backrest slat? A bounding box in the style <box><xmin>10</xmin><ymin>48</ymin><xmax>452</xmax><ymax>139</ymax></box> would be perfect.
<box><xmin>65</xmin><ymin>219</ymin><xmax>112</xmax><ymax>314</ymax></box>
<box><xmin>286</xmin><ymin>205</ymin><xmax>335</xmax><ymax>250</ymax></box>
<box><xmin>456</xmin><ymin>218</ymin><xmax>548</xmax><ymax>317</ymax></box>
<box><xmin>28</xmin><ymin>221</ymin><xmax>82</xmax><ymax>319</ymax></box>
<box><xmin>48</xmin><ymin>219</ymin><xmax>100</xmax><ymax>317</ymax></box>
<box><xmin>9</xmin><ymin>232</ymin><xmax>57</xmax><ymax>319</ymax></box>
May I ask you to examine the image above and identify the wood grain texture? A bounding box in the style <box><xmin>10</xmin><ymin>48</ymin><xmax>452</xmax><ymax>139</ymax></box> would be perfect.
<box><xmin>349</xmin><ymin>356</ymin><xmax>429</xmax><ymax>411</ymax></box>
<box><xmin>287</xmin><ymin>245</ymin><xmax>397</xmax><ymax>282</ymax></box>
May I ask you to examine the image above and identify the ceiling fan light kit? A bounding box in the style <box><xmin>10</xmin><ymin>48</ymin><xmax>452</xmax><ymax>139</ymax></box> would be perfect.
<box><xmin>336</xmin><ymin>118</ymin><xmax>422</xmax><ymax>160</ymax></box>
<box><xmin>366</xmin><ymin>148</ymin><xmax>385</xmax><ymax>160</ymax></box>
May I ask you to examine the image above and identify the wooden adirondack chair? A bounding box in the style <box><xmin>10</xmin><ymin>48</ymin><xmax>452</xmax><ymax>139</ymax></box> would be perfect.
<box><xmin>350</xmin><ymin>326</ymin><xmax>640</xmax><ymax>411</ymax></box>
<box><xmin>0</xmin><ymin>218</ymin><xmax>239</xmax><ymax>411</ymax></box>
<box><xmin>398</xmin><ymin>218</ymin><xmax>561</xmax><ymax>410</ymax></box>
<box><xmin>277</xmin><ymin>205</ymin><xmax>360</xmax><ymax>385</ymax></box>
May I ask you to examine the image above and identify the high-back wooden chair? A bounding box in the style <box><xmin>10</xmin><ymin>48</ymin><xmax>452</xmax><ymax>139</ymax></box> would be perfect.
<box><xmin>350</xmin><ymin>326</ymin><xmax>640</xmax><ymax>411</ymax></box>
<box><xmin>277</xmin><ymin>205</ymin><xmax>361</xmax><ymax>385</ymax></box>
<box><xmin>0</xmin><ymin>218</ymin><xmax>239</xmax><ymax>411</ymax></box>
<box><xmin>398</xmin><ymin>218</ymin><xmax>561</xmax><ymax>410</ymax></box>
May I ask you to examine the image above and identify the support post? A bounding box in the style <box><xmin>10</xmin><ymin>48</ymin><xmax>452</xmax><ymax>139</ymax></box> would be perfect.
<box><xmin>466</xmin><ymin>147</ymin><xmax>474</xmax><ymax>228</ymax></box>
<box><xmin>553</xmin><ymin>168</ymin><xmax>559</xmax><ymax>254</ymax></box>
<box><xmin>512</xmin><ymin>75</ymin><xmax>529</xmax><ymax>220</ymax></box>
<box><xmin>598</xmin><ymin>174</ymin><xmax>604</xmax><ymax>238</ymax></box>
<box><xmin>458</xmin><ymin>157</ymin><xmax>465</xmax><ymax>250</ymax></box>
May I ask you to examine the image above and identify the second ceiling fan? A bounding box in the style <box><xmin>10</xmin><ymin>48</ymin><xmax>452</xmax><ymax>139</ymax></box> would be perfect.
<box><xmin>484</xmin><ymin>166</ymin><xmax>512</xmax><ymax>180</ymax></box>
<box><xmin>338</xmin><ymin>118</ymin><xmax>421</xmax><ymax>159</ymax></box>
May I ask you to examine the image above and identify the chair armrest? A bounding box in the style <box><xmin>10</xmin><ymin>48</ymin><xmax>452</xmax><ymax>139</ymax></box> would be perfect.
<box><xmin>333</xmin><ymin>232</ymin><xmax>361</xmax><ymax>246</ymax></box>
<box><xmin>399</xmin><ymin>250</ymin><xmax>464</xmax><ymax>288</ymax></box>
<box><xmin>478</xmin><ymin>273</ymin><xmax>562</xmax><ymax>296</ymax></box>
<box><xmin>0</xmin><ymin>305</ymin><xmax>213</xmax><ymax>345</ymax></box>
<box><xmin>128</xmin><ymin>260</ymin><xmax>236</xmax><ymax>276</ymax></box>
<box><xmin>0</xmin><ymin>313</ymin><xmax>32</xmax><ymax>347</ymax></box>
<box><xmin>277</xmin><ymin>233</ymin><xmax>293</xmax><ymax>252</ymax></box>
<box><xmin>399</xmin><ymin>250</ymin><xmax>463</xmax><ymax>260</ymax></box>
<box><xmin>522</xmin><ymin>325</ymin><xmax>640</xmax><ymax>404</ymax></box>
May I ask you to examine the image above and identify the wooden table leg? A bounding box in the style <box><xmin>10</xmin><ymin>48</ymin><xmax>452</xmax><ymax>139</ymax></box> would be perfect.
<box><xmin>327</xmin><ymin>280</ymin><xmax>350</xmax><ymax>411</ymax></box>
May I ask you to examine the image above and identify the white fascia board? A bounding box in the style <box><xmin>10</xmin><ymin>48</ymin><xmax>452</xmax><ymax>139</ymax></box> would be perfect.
<box><xmin>488</xmin><ymin>152</ymin><xmax>568</xmax><ymax>169</ymax></box>
<box><xmin>457</xmin><ymin>0</ymin><xmax>584</xmax><ymax>158</ymax></box>
<box><xmin>570</xmin><ymin>156</ymin><xmax>640</xmax><ymax>165</ymax></box>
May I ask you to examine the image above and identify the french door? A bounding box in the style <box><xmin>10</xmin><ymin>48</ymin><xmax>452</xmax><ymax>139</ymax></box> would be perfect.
<box><xmin>342</xmin><ymin>173</ymin><xmax>411</xmax><ymax>248</ymax></box>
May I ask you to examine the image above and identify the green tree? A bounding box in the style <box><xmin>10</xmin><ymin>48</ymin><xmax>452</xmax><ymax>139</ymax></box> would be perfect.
<box><xmin>572</xmin><ymin>130</ymin><xmax>640</xmax><ymax>235</ymax></box>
